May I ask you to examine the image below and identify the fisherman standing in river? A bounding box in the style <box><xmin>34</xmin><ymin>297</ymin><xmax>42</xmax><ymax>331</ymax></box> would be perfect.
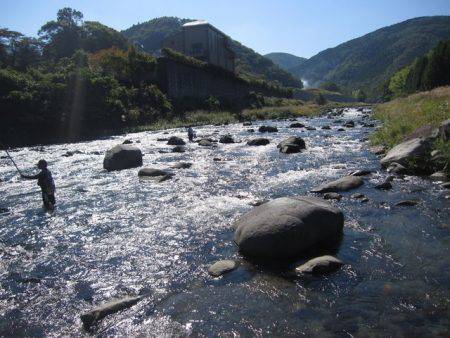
<box><xmin>187</xmin><ymin>126</ymin><xmax>195</xmax><ymax>142</ymax></box>
<box><xmin>21</xmin><ymin>159</ymin><xmax>56</xmax><ymax>212</ymax></box>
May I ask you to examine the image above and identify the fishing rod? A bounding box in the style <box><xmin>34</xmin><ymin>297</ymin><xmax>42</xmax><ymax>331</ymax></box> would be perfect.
<box><xmin>4</xmin><ymin>148</ymin><xmax>22</xmax><ymax>175</ymax></box>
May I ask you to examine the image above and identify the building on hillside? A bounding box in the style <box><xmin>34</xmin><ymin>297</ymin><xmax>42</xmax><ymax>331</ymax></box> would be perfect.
<box><xmin>162</xmin><ymin>20</ymin><xmax>235</xmax><ymax>73</ymax></box>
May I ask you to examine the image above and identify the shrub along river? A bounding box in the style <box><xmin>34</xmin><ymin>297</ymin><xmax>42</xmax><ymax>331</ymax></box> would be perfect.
<box><xmin>0</xmin><ymin>108</ymin><xmax>449</xmax><ymax>336</ymax></box>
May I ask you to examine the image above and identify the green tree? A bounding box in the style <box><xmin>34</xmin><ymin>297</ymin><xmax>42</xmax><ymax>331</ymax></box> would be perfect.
<box><xmin>39</xmin><ymin>7</ymin><xmax>84</xmax><ymax>59</ymax></box>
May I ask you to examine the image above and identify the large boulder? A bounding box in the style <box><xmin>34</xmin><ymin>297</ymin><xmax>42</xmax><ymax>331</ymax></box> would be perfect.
<box><xmin>277</xmin><ymin>136</ymin><xmax>306</xmax><ymax>154</ymax></box>
<box><xmin>234</xmin><ymin>197</ymin><xmax>344</xmax><ymax>259</ymax></box>
<box><xmin>380</xmin><ymin>138</ymin><xmax>432</xmax><ymax>172</ymax></box>
<box><xmin>167</xmin><ymin>136</ymin><xmax>186</xmax><ymax>146</ymax></box>
<box><xmin>103</xmin><ymin>145</ymin><xmax>143</xmax><ymax>171</ymax></box>
<box><xmin>311</xmin><ymin>176</ymin><xmax>363</xmax><ymax>193</ymax></box>
<box><xmin>247</xmin><ymin>138</ymin><xmax>270</xmax><ymax>146</ymax></box>
<box><xmin>259</xmin><ymin>126</ymin><xmax>278</xmax><ymax>133</ymax></box>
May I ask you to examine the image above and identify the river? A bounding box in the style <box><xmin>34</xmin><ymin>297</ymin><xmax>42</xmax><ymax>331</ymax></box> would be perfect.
<box><xmin>0</xmin><ymin>108</ymin><xmax>449</xmax><ymax>337</ymax></box>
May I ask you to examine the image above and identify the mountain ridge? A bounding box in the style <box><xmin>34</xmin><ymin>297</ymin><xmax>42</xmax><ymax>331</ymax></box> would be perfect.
<box><xmin>289</xmin><ymin>16</ymin><xmax>450</xmax><ymax>97</ymax></box>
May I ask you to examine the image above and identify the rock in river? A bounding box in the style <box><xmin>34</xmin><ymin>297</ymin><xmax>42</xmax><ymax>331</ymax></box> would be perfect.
<box><xmin>277</xmin><ymin>136</ymin><xmax>306</xmax><ymax>154</ymax></box>
<box><xmin>208</xmin><ymin>260</ymin><xmax>237</xmax><ymax>277</ymax></box>
<box><xmin>247</xmin><ymin>138</ymin><xmax>270</xmax><ymax>146</ymax></box>
<box><xmin>103</xmin><ymin>145</ymin><xmax>143</xmax><ymax>171</ymax></box>
<box><xmin>172</xmin><ymin>146</ymin><xmax>185</xmax><ymax>153</ymax></box>
<box><xmin>323</xmin><ymin>192</ymin><xmax>342</xmax><ymax>201</ymax></box>
<box><xmin>80</xmin><ymin>296</ymin><xmax>142</xmax><ymax>331</ymax></box>
<box><xmin>219</xmin><ymin>135</ymin><xmax>235</xmax><ymax>144</ymax></box>
<box><xmin>167</xmin><ymin>136</ymin><xmax>186</xmax><ymax>146</ymax></box>
<box><xmin>233</xmin><ymin>197</ymin><xmax>344</xmax><ymax>259</ymax></box>
<box><xmin>138</xmin><ymin>168</ymin><xmax>173</xmax><ymax>182</ymax></box>
<box><xmin>311</xmin><ymin>176</ymin><xmax>364</xmax><ymax>193</ymax></box>
<box><xmin>289</xmin><ymin>122</ymin><xmax>305</xmax><ymax>128</ymax></box>
<box><xmin>171</xmin><ymin>162</ymin><xmax>192</xmax><ymax>169</ymax></box>
<box><xmin>295</xmin><ymin>255</ymin><xmax>343</xmax><ymax>275</ymax></box>
<box><xmin>259</xmin><ymin>126</ymin><xmax>278</xmax><ymax>133</ymax></box>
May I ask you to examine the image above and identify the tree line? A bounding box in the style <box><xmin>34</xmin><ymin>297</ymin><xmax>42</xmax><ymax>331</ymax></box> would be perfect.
<box><xmin>385</xmin><ymin>40</ymin><xmax>450</xmax><ymax>99</ymax></box>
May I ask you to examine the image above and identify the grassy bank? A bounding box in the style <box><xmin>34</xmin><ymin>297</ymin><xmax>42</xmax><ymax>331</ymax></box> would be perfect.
<box><xmin>371</xmin><ymin>86</ymin><xmax>450</xmax><ymax>161</ymax></box>
<box><xmin>128</xmin><ymin>101</ymin><xmax>367</xmax><ymax>133</ymax></box>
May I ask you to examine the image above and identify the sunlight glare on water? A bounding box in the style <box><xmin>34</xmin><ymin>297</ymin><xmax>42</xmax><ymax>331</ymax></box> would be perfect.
<box><xmin>0</xmin><ymin>108</ymin><xmax>449</xmax><ymax>336</ymax></box>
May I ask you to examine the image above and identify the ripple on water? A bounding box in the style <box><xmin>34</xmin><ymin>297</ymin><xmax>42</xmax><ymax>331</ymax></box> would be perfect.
<box><xmin>0</xmin><ymin>108</ymin><xmax>449</xmax><ymax>336</ymax></box>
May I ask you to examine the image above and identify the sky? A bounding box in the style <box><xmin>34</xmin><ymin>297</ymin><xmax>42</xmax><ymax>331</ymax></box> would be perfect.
<box><xmin>1</xmin><ymin>0</ymin><xmax>450</xmax><ymax>58</ymax></box>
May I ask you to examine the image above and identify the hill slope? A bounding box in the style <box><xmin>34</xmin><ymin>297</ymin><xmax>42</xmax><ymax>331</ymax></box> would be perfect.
<box><xmin>289</xmin><ymin>16</ymin><xmax>450</xmax><ymax>97</ymax></box>
<box><xmin>264</xmin><ymin>52</ymin><xmax>307</xmax><ymax>72</ymax></box>
<box><xmin>122</xmin><ymin>17</ymin><xmax>302</xmax><ymax>88</ymax></box>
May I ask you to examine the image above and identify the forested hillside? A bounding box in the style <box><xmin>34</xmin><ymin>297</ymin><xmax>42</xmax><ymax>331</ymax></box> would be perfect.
<box><xmin>264</xmin><ymin>52</ymin><xmax>307</xmax><ymax>72</ymax></box>
<box><xmin>289</xmin><ymin>16</ymin><xmax>450</xmax><ymax>98</ymax></box>
<box><xmin>122</xmin><ymin>17</ymin><xmax>303</xmax><ymax>88</ymax></box>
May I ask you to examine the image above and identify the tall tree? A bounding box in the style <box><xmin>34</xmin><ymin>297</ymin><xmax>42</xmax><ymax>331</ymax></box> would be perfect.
<box><xmin>39</xmin><ymin>7</ymin><xmax>84</xmax><ymax>59</ymax></box>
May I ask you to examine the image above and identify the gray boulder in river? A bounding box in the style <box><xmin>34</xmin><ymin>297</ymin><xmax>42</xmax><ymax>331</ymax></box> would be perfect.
<box><xmin>167</xmin><ymin>136</ymin><xmax>186</xmax><ymax>146</ymax></box>
<box><xmin>277</xmin><ymin>136</ymin><xmax>306</xmax><ymax>154</ymax></box>
<box><xmin>295</xmin><ymin>255</ymin><xmax>343</xmax><ymax>275</ymax></box>
<box><xmin>80</xmin><ymin>296</ymin><xmax>142</xmax><ymax>331</ymax></box>
<box><xmin>103</xmin><ymin>145</ymin><xmax>143</xmax><ymax>171</ymax></box>
<box><xmin>247</xmin><ymin>138</ymin><xmax>270</xmax><ymax>146</ymax></box>
<box><xmin>219</xmin><ymin>135</ymin><xmax>235</xmax><ymax>144</ymax></box>
<box><xmin>311</xmin><ymin>175</ymin><xmax>363</xmax><ymax>193</ymax></box>
<box><xmin>208</xmin><ymin>260</ymin><xmax>237</xmax><ymax>277</ymax></box>
<box><xmin>234</xmin><ymin>197</ymin><xmax>344</xmax><ymax>259</ymax></box>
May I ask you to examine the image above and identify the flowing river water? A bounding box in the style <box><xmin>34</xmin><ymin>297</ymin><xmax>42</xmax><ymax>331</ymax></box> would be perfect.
<box><xmin>0</xmin><ymin>108</ymin><xmax>449</xmax><ymax>337</ymax></box>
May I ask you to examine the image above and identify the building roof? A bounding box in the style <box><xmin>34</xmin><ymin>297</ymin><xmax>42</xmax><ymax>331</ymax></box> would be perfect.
<box><xmin>183</xmin><ymin>20</ymin><xmax>209</xmax><ymax>27</ymax></box>
<box><xmin>182</xmin><ymin>20</ymin><xmax>229</xmax><ymax>38</ymax></box>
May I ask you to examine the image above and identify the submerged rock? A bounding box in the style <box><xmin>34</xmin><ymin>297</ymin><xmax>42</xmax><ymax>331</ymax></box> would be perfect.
<box><xmin>311</xmin><ymin>176</ymin><xmax>364</xmax><ymax>193</ymax></box>
<box><xmin>233</xmin><ymin>197</ymin><xmax>344</xmax><ymax>259</ymax></box>
<box><xmin>323</xmin><ymin>192</ymin><xmax>342</xmax><ymax>201</ymax></box>
<box><xmin>80</xmin><ymin>296</ymin><xmax>142</xmax><ymax>331</ymax></box>
<box><xmin>208</xmin><ymin>260</ymin><xmax>237</xmax><ymax>277</ymax></box>
<box><xmin>322</xmin><ymin>125</ymin><xmax>331</xmax><ymax>130</ymax></box>
<box><xmin>350</xmin><ymin>170</ymin><xmax>372</xmax><ymax>176</ymax></box>
<box><xmin>395</xmin><ymin>200</ymin><xmax>418</xmax><ymax>206</ymax></box>
<box><xmin>289</xmin><ymin>122</ymin><xmax>305</xmax><ymax>128</ymax></box>
<box><xmin>138</xmin><ymin>168</ymin><xmax>173</xmax><ymax>182</ymax></box>
<box><xmin>0</xmin><ymin>207</ymin><xmax>9</xmax><ymax>214</ymax></box>
<box><xmin>172</xmin><ymin>145</ymin><xmax>185</xmax><ymax>153</ymax></box>
<box><xmin>243</xmin><ymin>121</ymin><xmax>252</xmax><ymax>126</ymax></box>
<box><xmin>171</xmin><ymin>162</ymin><xmax>192</xmax><ymax>169</ymax></box>
<box><xmin>259</xmin><ymin>126</ymin><xmax>278</xmax><ymax>133</ymax></box>
<box><xmin>122</xmin><ymin>139</ymin><xmax>133</xmax><ymax>144</ymax></box>
<box><xmin>344</xmin><ymin>121</ymin><xmax>355</xmax><ymax>128</ymax></box>
<box><xmin>198</xmin><ymin>139</ymin><xmax>215</xmax><ymax>147</ymax></box>
<box><xmin>167</xmin><ymin>136</ymin><xmax>185</xmax><ymax>146</ymax></box>
<box><xmin>295</xmin><ymin>255</ymin><xmax>343</xmax><ymax>275</ymax></box>
<box><xmin>375</xmin><ymin>179</ymin><xmax>392</xmax><ymax>190</ymax></box>
<box><xmin>247</xmin><ymin>138</ymin><xmax>270</xmax><ymax>146</ymax></box>
<box><xmin>103</xmin><ymin>145</ymin><xmax>143</xmax><ymax>171</ymax></box>
<box><xmin>138</xmin><ymin>168</ymin><xmax>170</xmax><ymax>177</ymax></box>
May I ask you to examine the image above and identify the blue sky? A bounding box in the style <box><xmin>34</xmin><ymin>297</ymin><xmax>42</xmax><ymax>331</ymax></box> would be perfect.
<box><xmin>1</xmin><ymin>0</ymin><xmax>450</xmax><ymax>58</ymax></box>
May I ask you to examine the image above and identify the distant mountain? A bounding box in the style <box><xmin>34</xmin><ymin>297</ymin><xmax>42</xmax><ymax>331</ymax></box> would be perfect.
<box><xmin>122</xmin><ymin>17</ymin><xmax>302</xmax><ymax>88</ymax></box>
<box><xmin>289</xmin><ymin>16</ymin><xmax>450</xmax><ymax>97</ymax></box>
<box><xmin>264</xmin><ymin>52</ymin><xmax>307</xmax><ymax>72</ymax></box>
